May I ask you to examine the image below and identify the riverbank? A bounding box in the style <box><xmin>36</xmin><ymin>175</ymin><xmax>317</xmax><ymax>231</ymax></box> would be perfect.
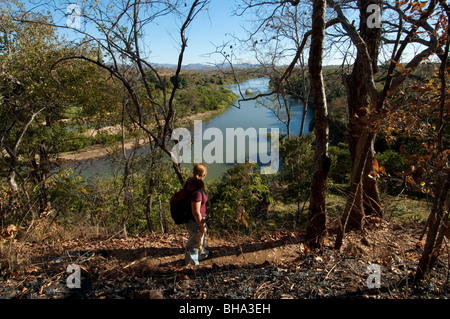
<box><xmin>57</xmin><ymin>109</ymin><xmax>224</xmax><ymax>163</ymax></box>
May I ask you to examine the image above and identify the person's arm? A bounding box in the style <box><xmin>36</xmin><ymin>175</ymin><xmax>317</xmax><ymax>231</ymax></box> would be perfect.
<box><xmin>191</xmin><ymin>201</ymin><xmax>206</xmax><ymax>233</ymax></box>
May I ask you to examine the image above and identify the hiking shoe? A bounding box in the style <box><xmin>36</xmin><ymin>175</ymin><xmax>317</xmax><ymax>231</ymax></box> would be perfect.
<box><xmin>199</xmin><ymin>250</ymin><xmax>211</xmax><ymax>261</ymax></box>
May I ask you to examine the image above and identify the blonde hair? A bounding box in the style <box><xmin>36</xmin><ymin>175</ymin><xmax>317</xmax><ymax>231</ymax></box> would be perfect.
<box><xmin>193</xmin><ymin>163</ymin><xmax>207</xmax><ymax>180</ymax></box>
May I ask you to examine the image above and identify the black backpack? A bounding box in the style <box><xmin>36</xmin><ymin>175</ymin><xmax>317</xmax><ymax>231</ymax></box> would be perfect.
<box><xmin>170</xmin><ymin>184</ymin><xmax>204</xmax><ymax>224</ymax></box>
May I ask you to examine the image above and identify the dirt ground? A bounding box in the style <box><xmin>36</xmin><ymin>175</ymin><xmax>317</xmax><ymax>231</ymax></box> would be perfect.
<box><xmin>0</xmin><ymin>217</ymin><xmax>449</xmax><ymax>300</ymax></box>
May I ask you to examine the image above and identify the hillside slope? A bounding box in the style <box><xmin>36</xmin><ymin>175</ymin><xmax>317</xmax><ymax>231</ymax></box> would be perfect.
<box><xmin>1</xmin><ymin>219</ymin><xmax>449</xmax><ymax>299</ymax></box>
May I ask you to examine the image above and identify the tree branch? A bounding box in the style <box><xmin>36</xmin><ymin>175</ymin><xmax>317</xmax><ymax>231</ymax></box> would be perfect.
<box><xmin>329</xmin><ymin>0</ymin><xmax>380</xmax><ymax>103</ymax></box>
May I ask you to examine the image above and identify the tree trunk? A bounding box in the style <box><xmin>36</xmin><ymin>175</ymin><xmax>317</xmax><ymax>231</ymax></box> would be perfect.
<box><xmin>335</xmin><ymin>130</ymin><xmax>374</xmax><ymax>249</ymax></box>
<box><xmin>120</xmin><ymin>160</ymin><xmax>133</xmax><ymax>238</ymax></box>
<box><xmin>300</xmin><ymin>101</ymin><xmax>308</xmax><ymax>137</ymax></box>
<box><xmin>363</xmin><ymin>141</ymin><xmax>382</xmax><ymax>217</ymax></box>
<box><xmin>158</xmin><ymin>193</ymin><xmax>166</xmax><ymax>233</ymax></box>
<box><xmin>299</xmin><ymin>53</ymin><xmax>309</xmax><ymax>137</ymax></box>
<box><xmin>4</xmin><ymin>109</ymin><xmax>43</xmax><ymax>193</ymax></box>
<box><xmin>343</xmin><ymin>0</ymin><xmax>383</xmax><ymax>227</ymax></box>
<box><xmin>415</xmin><ymin>171</ymin><xmax>450</xmax><ymax>281</ymax></box>
<box><xmin>145</xmin><ymin>175</ymin><xmax>155</xmax><ymax>233</ymax></box>
<box><xmin>7</xmin><ymin>156</ymin><xmax>19</xmax><ymax>192</ymax></box>
<box><xmin>306</xmin><ymin>0</ymin><xmax>330</xmax><ymax>249</ymax></box>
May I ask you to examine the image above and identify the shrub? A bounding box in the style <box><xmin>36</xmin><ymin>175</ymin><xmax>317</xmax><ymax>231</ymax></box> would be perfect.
<box><xmin>207</xmin><ymin>163</ymin><xmax>273</xmax><ymax>236</ymax></box>
<box><xmin>376</xmin><ymin>149</ymin><xmax>412</xmax><ymax>196</ymax></box>
<box><xmin>279</xmin><ymin>135</ymin><xmax>315</xmax><ymax>204</ymax></box>
<box><xmin>376</xmin><ymin>149</ymin><xmax>410</xmax><ymax>176</ymax></box>
<box><xmin>328</xmin><ymin>142</ymin><xmax>351</xmax><ymax>185</ymax></box>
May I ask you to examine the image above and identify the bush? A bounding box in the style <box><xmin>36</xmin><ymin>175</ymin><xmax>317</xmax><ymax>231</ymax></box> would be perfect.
<box><xmin>329</xmin><ymin>142</ymin><xmax>351</xmax><ymax>185</ymax></box>
<box><xmin>279</xmin><ymin>135</ymin><xmax>315</xmax><ymax>204</ymax></box>
<box><xmin>206</xmin><ymin>163</ymin><xmax>273</xmax><ymax>236</ymax></box>
<box><xmin>376</xmin><ymin>149</ymin><xmax>411</xmax><ymax>196</ymax></box>
<box><xmin>376</xmin><ymin>149</ymin><xmax>410</xmax><ymax>176</ymax></box>
<box><xmin>178</xmin><ymin>85</ymin><xmax>237</xmax><ymax>113</ymax></box>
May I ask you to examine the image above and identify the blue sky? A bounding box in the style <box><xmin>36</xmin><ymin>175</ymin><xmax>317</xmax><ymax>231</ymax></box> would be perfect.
<box><xmin>20</xmin><ymin>0</ymin><xmax>425</xmax><ymax>67</ymax></box>
<box><xmin>20</xmin><ymin>0</ymin><xmax>247</xmax><ymax>65</ymax></box>
<box><xmin>46</xmin><ymin>0</ymin><xmax>251</xmax><ymax>66</ymax></box>
<box><xmin>144</xmin><ymin>0</ymin><xmax>248</xmax><ymax>65</ymax></box>
<box><xmin>21</xmin><ymin>0</ymin><xmax>352</xmax><ymax>66</ymax></box>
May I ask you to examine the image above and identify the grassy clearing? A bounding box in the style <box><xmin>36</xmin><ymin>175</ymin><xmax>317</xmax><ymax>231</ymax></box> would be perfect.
<box><xmin>382</xmin><ymin>194</ymin><xmax>430</xmax><ymax>223</ymax></box>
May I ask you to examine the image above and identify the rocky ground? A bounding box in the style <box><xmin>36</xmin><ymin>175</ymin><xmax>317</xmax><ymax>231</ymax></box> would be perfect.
<box><xmin>1</xmin><ymin>217</ymin><xmax>449</xmax><ymax>300</ymax></box>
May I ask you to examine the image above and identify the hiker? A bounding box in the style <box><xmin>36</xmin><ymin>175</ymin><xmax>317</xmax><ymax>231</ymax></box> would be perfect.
<box><xmin>185</xmin><ymin>163</ymin><xmax>210</xmax><ymax>266</ymax></box>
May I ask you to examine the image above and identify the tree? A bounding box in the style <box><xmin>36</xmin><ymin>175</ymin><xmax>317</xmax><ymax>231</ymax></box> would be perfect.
<box><xmin>231</xmin><ymin>0</ymin><xmax>331</xmax><ymax>247</ymax></box>
<box><xmin>330</xmin><ymin>0</ymin><xmax>384</xmax><ymax>247</ymax></box>
<box><xmin>305</xmin><ymin>0</ymin><xmax>330</xmax><ymax>248</ymax></box>
<box><xmin>279</xmin><ymin>134</ymin><xmax>315</xmax><ymax>222</ymax></box>
<box><xmin>381</xmin><ymin>58</ymin><xmax>449</xmax><ymax>280</ymax></box>
<box><xmin>0</xmin><ymin>5</ymin><xmax>77</xmax><ymax>222</ymax></box>
<box><xmin>17</xmin><ymin>0</ymin><xmax>210</xmax><ymax>234</ymax></box>
<box><xmin>20</xmin><ymin>0</ymin><xmax>209</xmax><ymax>186</ymax></box>
<box><xmin>0</xmin><ymin>6</ymin><xmax>55</xmax><ymax>194</ymax></box>
<box><xmin>221</xmin><ymin>1</ymin><xmax>314</xmax><ymax>138</ymax></box>
<box><xmin>332</xmin><ymin>0</ymin><xmax>449</xmax><ymax>249</ymax></box>
<box><xmin>225</xmin><ymin>0</ymin><xmax>448</xmax><ymax>250</ymax></box>
<box><xmin>207</xmin><ymin>163</ymin><xmax>273</xmax><ymax>234</ymax></box>
<box><xmin>377</xmin><ymin>26</ymin><xmax>449</xmax><ymax>279</ymax></box>
<box><xmin>221</xmin><ymin>0</ymin><xmax>339</xmax><ymax>247</ymax></box>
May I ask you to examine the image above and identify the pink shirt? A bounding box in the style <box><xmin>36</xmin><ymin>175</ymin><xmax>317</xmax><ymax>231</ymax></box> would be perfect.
<box><xmin>187</xmin><ymin>181</ymin><xmax>207</xmax><ymax>218</ymax></box>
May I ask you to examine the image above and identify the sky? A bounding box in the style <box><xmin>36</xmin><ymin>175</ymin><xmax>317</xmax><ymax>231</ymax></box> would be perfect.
<box><xmin>25</xmin><ymin>0</ymin><xmax>253</xmax><ymax>66</ymax></box>
<box><xmin>144</xmin><ymin>0</ymin><xmax>249</xmax><ymax>66</ymax></box>
<box><xmin>19</xmin><ymin>0</ymin><xmax>426</xmax><ymax>67</ymax></box>
<box><xmin>19</xmin><ymin>0</ymin><xmax>353</xmax><ymax>66</ymax></box>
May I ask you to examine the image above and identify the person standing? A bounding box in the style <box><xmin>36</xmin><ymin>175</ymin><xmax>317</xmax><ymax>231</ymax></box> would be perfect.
<box><xmin>185</xmin><ymin>163</ymin><xmax>210</xmax><ymax>266</ymax></box>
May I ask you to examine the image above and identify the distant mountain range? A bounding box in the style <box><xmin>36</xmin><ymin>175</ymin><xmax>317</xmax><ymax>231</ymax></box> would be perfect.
<box><xmin>154</xmin><ymin>63</ymin><xmax>260</xmax><ymax>70</ymax></box>
<box><xmin>153</xmin><ymin>63</ymin><xmax>210</xmax><ymax>69</ymax></box>
<box><xmin>154</xmin><ymin>63</ymin><xmax>343</xmax><ymax>70</ymax></box>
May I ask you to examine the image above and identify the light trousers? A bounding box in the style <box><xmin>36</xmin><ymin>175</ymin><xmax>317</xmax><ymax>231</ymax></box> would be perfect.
<box><xmin>185</xmin><ymin>218</ymin><xmax>209</xmax><ymax>266</ymax></box>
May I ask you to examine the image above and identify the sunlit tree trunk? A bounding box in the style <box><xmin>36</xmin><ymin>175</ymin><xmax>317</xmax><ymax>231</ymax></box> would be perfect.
<box><xmin>306</xmin><ymin>0</ymin><xmax>330</xmax><ymax>248</ymax></box>
<box><xmin>339</xmin><ymin>0</ymin><xmax>383</xmax><ymax>230</ymax></box>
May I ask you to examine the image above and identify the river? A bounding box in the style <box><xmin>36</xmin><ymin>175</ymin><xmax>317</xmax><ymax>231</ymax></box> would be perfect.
<box><xmin>68</xmin><ymin>78</ymin><xmax>314</xmax><ymax>181</ymax></box>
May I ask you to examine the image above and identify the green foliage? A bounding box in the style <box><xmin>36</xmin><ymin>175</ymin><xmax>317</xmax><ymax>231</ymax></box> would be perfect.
<box><xmin>327</xmin><ymin>97</ymin><xmax>348</xmax><ymax>146</ymax></box>
<box><xmin>323</xmin><ymin>69</ymin><xmax>346</xmax><ymax>102</ymax></box>
<box><xmin>375</xmin><ymin>149</ymin><xmax>414</xmax><ymax>196</ymax></box>
<box><xmin>271</xmin><ymin>71</ymin><xmax>309</xmax><ymax>101</ymax></box>
<box><xmin>207</xmin><ymin>163</ymin><xmax>273</xmax><ymax>235</ymax></box>
<box><xmin>279</xmin><ymin>135</ymin><xmax>315</xmax><ymax>203</ymax></box>
<box><xmin>328</xmin><ymin>142</ymin><xmax>351</xmax><ymax>185</ymax></box>
<box><xmin>170</xmin><ymin>74</ymin><xmax>189</xmax><ymax>89</ymax></box>
<box><xmin>177</xmin><ymin>84</ymin><xmax>238</xmax><ymax>113</ymax></box>
<box><xmin>376</xmin><ymin>150</ymin><xmax>410</xmax><ymax>176</ymax></box>
<box><xmin>0</xmin><ymin>7</ymin><xmax>240</xmax><ymax>236</ymax></box>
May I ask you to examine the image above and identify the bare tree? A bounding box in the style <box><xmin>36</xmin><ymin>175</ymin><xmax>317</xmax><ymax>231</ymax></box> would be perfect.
<box><xmin>16</xmin><ymin>0</ymin><xmax>209</xmax><ymax>234</ymax></box>
<box><xmin>19</xmin><ymin>0</ymin><xmax>209</xmax><ymax>187</ymax></box>
<box><xmin>219</xmin><ymin>0</ymin><xmax>338</xmax><ymax>247</ymax></box>
<box><xmin>225</xmin><ymin>1</ymin><xmax>313</xmax><ymax>137</ymax></box>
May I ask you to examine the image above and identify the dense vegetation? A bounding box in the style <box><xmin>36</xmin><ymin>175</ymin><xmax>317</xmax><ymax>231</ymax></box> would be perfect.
<box><xmin>0</xmin><ymin>5</ymin><xmax>243</xmax><ymax>237</ymax></box>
